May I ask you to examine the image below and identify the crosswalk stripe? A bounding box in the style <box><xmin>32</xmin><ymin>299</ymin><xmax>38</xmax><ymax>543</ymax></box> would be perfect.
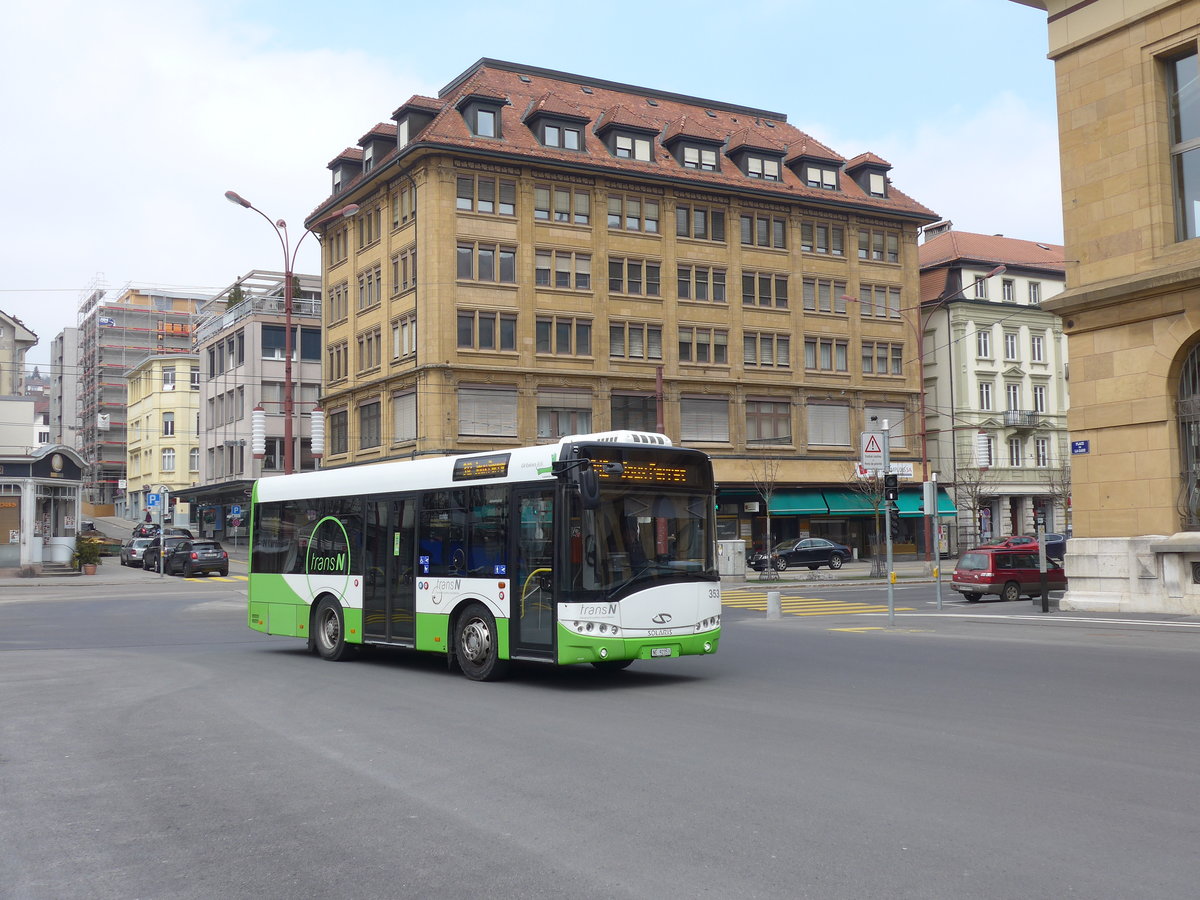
<box><xmin>722</xmin><ymin>594</ymin><xmax>913</xmax><ymax>617</ymax></box>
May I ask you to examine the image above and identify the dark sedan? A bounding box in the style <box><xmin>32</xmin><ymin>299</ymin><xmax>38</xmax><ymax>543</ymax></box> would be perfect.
<box><xmin>749</xmin><ymin>538</ymin><xmax>851</xmax><ymax>572</ymax></box>
<box><xmin>165</xmin><ymin>540</ymin><xmax>229</xmax><ymax>578</ymax></box>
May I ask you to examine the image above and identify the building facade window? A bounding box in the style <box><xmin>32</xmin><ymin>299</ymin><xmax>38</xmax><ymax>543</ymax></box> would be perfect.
<box><xmin>536</xmin><ymin>249</ymin><xmax>591</xmax><ymax>290</ymax></box>
<box><xmin>746</xmin><ymin>399</ymin><xmax>791</xmax><ymax>443</ymax></box>
<box><xmin>534</xmin><ymin>184</ymin><xmax>590</xmax><ymax>224</ymax></box>
<box><xmin>1033</xmin><ymin>384</ymin><xmax>1048</xmax><ymax>413</ymax></box>
<box><xmin>678</xmin><ymin>327</ymin><xmax>728</xmax><ymax>364</ymax></box>
<box><xmin>804</xmin><ymin>337</ymin><xmax>848</xmax><ymax>372</ymax></box>
<box><xmin>680</xmin><ymin>396</ymin><xmax>729</xmax><ymax>442</ymax></box>
<box><xmin>328</xmin><ymin>341</ymin><xmax>349</xmax><ymax>382</ymax></box>
<box><xmin>1031</xmin><ymin>335</ymin><xmax>1045</xmax><ymax>362</ymax></box>
<box><xmin>458</xmin><ymin>386</ymin><xmax>518</xmax><ymax>437</ymax></box>
<box><xmin>1009</xmin><ymin>437</ymin><xmax>1023</xmax><ymax>467</ymax></box>
<box><xmin>677</xmin><ymin>265</ymin><xmax>726</xmax><ymax>302</ymax></box>
<box><xmin>977</xmin><ymin>329</ymin><xmax>992</xmax><ymax>358</ymax></box>
<box><xmin>675</xmin><ymin>204</ymin><xmax>726</xmax><ymax>241</ymax></box>
<box><xmin>357</xmin><ymin>265</ymin><xmax>382</xmax><ymax>310</ymax></box>
<box><xmin>539</xmin><ymin>121</ymin><xmax>584</xmax><ymax>150</ymax></box>
<box><xmin>162</xmin><ymin>366</ymin><xmax>175</xmax><ymax>391</ymax></box>
<box><xmin>536</xmin><ymin>316</ymin><xmax>592</xmax><ymax>356</ymax></box>
<box><xmin>356</xmin><ymin>205</ymin><xmax>382</xmax><ymax>249</ymax></box>
<box><xmin>1006</xmin><ymin>382</ymin><xmax>1021</xmax><ymax>409</ymax></box>
<box><xmin>1004</xmin><ymin>332</ymin><xmax>1019</xmax><ymax>360</ymax></box>
<box><xmin>392</xmin><ymin>391</ymin><xmax>416</xmax><ymax>444</ymax></box>
<box><xmin>681</xmin><ymin>145</ymin><xmax>718</xmax><ymax>170</ymax></box>
<box><xmin>856</xmin><ymin>283</ymin><xmax>900</xmax><ymax>319</ymax></box>
<box><xmin>609</xmin><ymin>322</ymin><xmax>663</xmax><ymax>360</ymax></box>
<box><xmin>744</xmin><ymin>332</ymin><xmax>790</xmax><ymax>368</ymax></box>
<box><xmin>979</xmin><ymin>381</ymin><xmax>993</xmax><ymax>410</ymax></box>
<box><xmin>392</xmin><ymin>181</ymin><xmax>416</xmax><ymax>226</ymax></box>
<box><xmin>741</xmin><ymin>271</ymin><xmax>788</xmax><ymax>308</ymax></box>
<box><xmin>162</xmin><ymin>412</ymin><xmax>174</xmax><ymax>436</ymax></box>
<box><xmin>608</xmin><ymin>193</ymin><xmax>660</xmax><ymax>232</ymax></box>
<box><xmin>357</xmin><ymin>327</ymin><xmax>382</xmax><ymax>372</ymax></box>
<box><xmin>611</xmin><ymin>394</ymin><xmax>656</xmax><ymax>431</ymax></box>
<box><xmin>1167</xmin><ymin>49</ymin><xmax>1200</xmax><ymax>241</ymax></box>
<box><xmin>974</xmin><ymin>275</ymin><xmax>989</xmax><ymax>299</ymax></box>
<box><xmin>392</xmin><ymin>314</ymin><xmax>417</xmax><ymax>361</ymax></box>
<box><xmin>327</xmin><ymin>281</ymin><xmax>349</xmax><ymax>322</ymax></box>
<box><xmin>457</xmin><ymin>310</ymin><xmax>517</xmax><ymax>351</ymax></box>
<box><xmin>189</xmin><ymin>447</ymin><xmax>200</xmax><ymax>471</ymax></box>
<box><xmin>1029</xmin><ymin>282</ymin><xmax>1042</xmax><ymax>304</ymax></box>
<box><xmin>608</xmin><ymin>257</ymin><xmax>661</xmax><ymax>296</ymax></box>
<box><xmin>456</xmin><ymin>175</ymin><xmax>517</xmax><ymax>216</ymax></box>
<box><xmin>391</xmin><ymin>245</ymin><xmax>417</xmax><ymax>295</ymax></box>
<box><xmin>861</xmin><ymin>341</ymin><xmax>902</xmax><ymax>375</ymax></box>
<box><xmin>1035</xmin><ymin>438</ymin><xmax>1050</xmax><ymax>467</ymax></box>
<box><xmin>1002</xmin><ymin>279</ymin><xmax>1016</xmax><ymax>301</ymax></box>
<box><xmin>801</xmin><ymin>220</ymin><xmax>845</xmax><ymax>255</ymax></box>
<box><xmin>804</xmin><ymin>277</ymin><xmax>848</xmax><ymax>314</ymax></box>
<box><xmin>807</xmin><ymin>404</ymin><xmax>851</xmax><ymax>446</ymax></box>
<box><xmin>858</xmin><ymin>228</ymin><xmax>899</xmax><ymax>263</ymax></box>
<box><xmin>330</xmin><ymin>410</ymin><xmax>348</xmax><ymax>455</ymax></box>
<box><xmin>162</xmin><ymin>448</ymin><xmax>175</xmax><ymax>471</ymax></box>
<box><xmin>359</xmin><ymin>401</ymin><xmax>381</xmax><ymax>449</ymax></box>
<box><xmin>745</xmin><ymin>155</ymin><xmax>782</xmax><ymax>181</ymax></box>
<box><xmin>803</xmin><ymin>165</ymin><xmax>838</xmax><ymax>190</ymax></box>
<box><xmin>457</xmin><ymin>242</ymin><xmax>517</xmax><ymax>283</ymax></box>
<box><xmin>536</xmin><ymin>390</ymin><xmax>592</xmax><ymax>440</ymax></box>
<box><xmin>740</xmin><ymin>214</ymin><xmax>786</xmax><ymax>249</ymax></box>
<box><xmin>614</xmin><ymin>133</ymin><xmax>653</xmax><ymax>161</ymax></box>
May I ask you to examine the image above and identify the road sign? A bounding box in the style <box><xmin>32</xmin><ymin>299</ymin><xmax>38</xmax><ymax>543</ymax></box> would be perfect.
<box><xmin>230</xmin><ymin>505</ymin><xmax>242</xmax><ymax>516</ymax></box>
<box><xmin>1071</xmin><ymin>440</ymin><xmax>1090</xmax><ymax>455</ymax></box>
<box><xmin>860</xmin><ymin>431</ymin><xmax>885</xmax><ymax>466</ymax></box>
<box><xmin>147</xmin><ymin>493</ymin><xmax>160</xmax><ymax>507</ymax></box>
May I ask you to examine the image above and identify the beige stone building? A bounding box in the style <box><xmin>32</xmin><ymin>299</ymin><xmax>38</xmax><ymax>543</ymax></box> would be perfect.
<box><xmin>125</xmin><ymin>354</ymin><xmax>200</xmax><ymax>523</ymax></box>
<box><xmin>306</xmin><ymin>59</ymin><xmax>942</xmax><ymax>557</ymax></box>
<box><xmin>1017</xmin><ymin>0</ymin><xmax>1200</xmax><ymax>611</ymax></box>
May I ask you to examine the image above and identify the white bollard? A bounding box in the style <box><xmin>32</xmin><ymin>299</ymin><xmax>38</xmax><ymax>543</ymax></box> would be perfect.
<box><xmin>767</xmin><ymin>590</ymin><xmax>782</xmax><ymax>619</ymax></box>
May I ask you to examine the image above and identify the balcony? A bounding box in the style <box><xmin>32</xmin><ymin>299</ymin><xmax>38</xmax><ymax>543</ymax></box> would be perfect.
<box><xmin>1004</xmin><ymin>410</ymin><xmax>1039</xmax><ymax>428</ymax></box>
<box><xmin>194</xmin><ymin>296</ymin><xmax>322</xmax><ymax>344</ymax></box>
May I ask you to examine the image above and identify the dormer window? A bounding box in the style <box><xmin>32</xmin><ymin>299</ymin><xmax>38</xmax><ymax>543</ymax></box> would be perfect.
<box><xmin>363</xmin><ymin>145</ymin><xmax>375</xmax><ymax>174</ymax></box>
<box><xmin>805</xmin><ymin>165</ymin><xmax>838</xmax><ymax>190</ymax></box>
<box><xmin>541</xmin><ymin>122</ymin><xmax>582</xmax><ymax>150</ymax></box>
<box><xmin>332</xmin><ymin>171</ymin><xmax>343</xmax><ymax>195</ymax></box>
<box><xmin>682</xmin><ymin>145</ymin><xmax>718</xmax><ymax>171</ymax></box>
<box><xmin>868</xmin><ymin>172</ymin><xmax>886</xmax><ymax>197</ymax></box>
<box><xmin>476</xmin><ymin>108</ymin><xmax>497</xmax><ymax>137</ymax></box>
<box><xmin>397</xmin><ymin>118</ymin><xmax>410</xmax><ymax>149</ymax></box>
<box><xmin>616</xmin><ymin>134</ymin><xmax>652</xmax><ymax>161</ymax></box>
<box><xmin>746</xmin><ymin>155</ymin><xmax>781</xmax><ymax>181</ymax></box>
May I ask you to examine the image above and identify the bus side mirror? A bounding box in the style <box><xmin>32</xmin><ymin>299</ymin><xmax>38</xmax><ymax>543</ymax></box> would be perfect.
<box><xmin>579</xmin><ymin>465</ymin><xmax>601</xmax><ymax>510</ymax></box>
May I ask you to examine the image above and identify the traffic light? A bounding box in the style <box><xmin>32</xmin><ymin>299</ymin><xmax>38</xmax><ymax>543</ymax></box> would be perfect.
<box><xmin>887</xmin><ymin>502</ymin><xmax>902</xmax><ymax>541</ymax></box>
<box><xmin>884</xmin><ymin>473</ymin><xmax>899</xmax><ymax>502</ymax></box>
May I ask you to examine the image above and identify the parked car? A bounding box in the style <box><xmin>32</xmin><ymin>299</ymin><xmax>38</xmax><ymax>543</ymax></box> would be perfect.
<box><xmin>142</xmin><ymin>534</ymin><xmax>193</xmax><ymax>573</ymax></box>
<box><xmin>132</xmin><ymin>523</ymin><xmax>194</xmax><ymax>540</ymax></box>
<box><xmin>952</xmin><ymin>546</ymin><xmax>1067</xmax><ymax>602</ymax></box>
<box><xmin>120</xmin><ymin>537</ymin><xmax>154</xmax><ymax>568</ymax></box>
<box><xmin>749</xmin><ymin>538</ymin><xmax>851</xmax><ymax>572</ymax></box>
<box><xmin>164</xmin><ymin>539</ymin><xmax>229</xmax><ymax>577</ymax></box>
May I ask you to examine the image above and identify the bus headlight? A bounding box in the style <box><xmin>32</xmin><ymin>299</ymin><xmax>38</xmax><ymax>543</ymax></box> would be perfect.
<box><xmin>599</xmin><ymin>647</ymin><xmax>609</xmax><ymax>659</ymax></box>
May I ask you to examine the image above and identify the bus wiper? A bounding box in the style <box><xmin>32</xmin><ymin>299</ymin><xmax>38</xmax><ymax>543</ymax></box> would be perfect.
<box><xmin>607</xmin><ymin>560</ymin><xmax>672</xmax><ymax>596</ymax></box>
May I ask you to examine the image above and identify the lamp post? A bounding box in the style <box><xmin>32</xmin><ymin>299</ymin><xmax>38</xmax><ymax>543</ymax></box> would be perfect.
<box><xmin>224</xmin><ymin>192</ymin><xmax>358</xmax><ymax>474</ymax></box>
<box><xmin>843</xmin><ymin>263</ymin><xmax>1007</xmax><ymax>563</ymax></box>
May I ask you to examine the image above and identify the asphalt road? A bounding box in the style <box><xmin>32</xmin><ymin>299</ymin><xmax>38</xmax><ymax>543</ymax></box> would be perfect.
<box><xmin>2</xmin><ymin>578</ymin><xmax>1199</xmax><ymax>899</ymax></box>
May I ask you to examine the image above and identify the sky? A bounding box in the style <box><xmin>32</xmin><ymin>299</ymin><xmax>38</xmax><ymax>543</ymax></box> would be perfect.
<box><xmin>1</xmin><ymin>0</ymin><xmax>1060</xmax><ymax>369</ymax></box>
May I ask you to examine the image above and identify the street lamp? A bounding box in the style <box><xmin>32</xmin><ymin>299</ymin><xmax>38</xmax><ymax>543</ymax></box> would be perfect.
<box><xmin>843</xmin><ymin>263</ymin><xmax>1007</xmax><ymax>562</ymax></box>
<box><xmin>224</xmin><ymin>191</ymin><xmax>358</xmax><ymax>474</ymax></box>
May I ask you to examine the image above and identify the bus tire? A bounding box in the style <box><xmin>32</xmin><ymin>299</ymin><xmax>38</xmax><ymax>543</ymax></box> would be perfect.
<box><xmin>314</xmin><ymin>596</ymin><xmax>355</xmax><ymax>661</ymax></box>
<box><xmin>455</xmin><ymin>602</ymin><xmax>508</xmax><ymax>682</ymax></box>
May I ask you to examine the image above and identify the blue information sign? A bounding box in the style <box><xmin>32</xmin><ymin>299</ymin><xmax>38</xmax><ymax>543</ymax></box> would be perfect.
<box><xmin>1070</xmin><ymin>440</ymin><xmax>1090</xmax><ymax>455</ymax></box>
<box><xmin>231</xmin><ymin>505</ymin><xmax>242</xmax><ymax>516</ymax></box>
<box><xmin>147</xmin><ymin>493</ymin><xmax>161</xmax><ymax>507</ymax></box>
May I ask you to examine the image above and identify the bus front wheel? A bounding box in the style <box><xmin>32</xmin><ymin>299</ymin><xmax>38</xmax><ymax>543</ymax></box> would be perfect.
<box><xmin>314</xmin><ymin>597</ymin><xmax>355</xmax><ymax>661</ymax></box>
<box><xmin>455</xmin><ymin>602</ymin><xmax>509</xmax><ymax>682</ymax></box>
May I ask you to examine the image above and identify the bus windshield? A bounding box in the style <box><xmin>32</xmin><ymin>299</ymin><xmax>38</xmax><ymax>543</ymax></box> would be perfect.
<box><xmin>572</xmin><ymin>484</ymin><xmax>713</xmax><ymax>596</ymax></box>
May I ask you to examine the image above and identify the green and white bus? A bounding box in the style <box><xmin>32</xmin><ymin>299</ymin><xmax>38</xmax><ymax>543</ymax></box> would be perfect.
<box><xmin>248</xmin><ymin>431</ymin><xmax>721</xmax><ymax>680</ymax></box>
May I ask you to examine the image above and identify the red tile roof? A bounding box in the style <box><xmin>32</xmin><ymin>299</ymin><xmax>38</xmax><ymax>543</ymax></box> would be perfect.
<box><xmin>919</xmin><ymin>229</ymin><xmax>1066</xmax><ymax>272</ymax></box>
<box><xmin>309</xmin><ymin>59</ymin><xmax>937</xmax><ymax>224</ymax></box>
<box><xmin>846</xmin><ymin>151</ymin><xmax>891</xmax><ymax>170</ymax></box>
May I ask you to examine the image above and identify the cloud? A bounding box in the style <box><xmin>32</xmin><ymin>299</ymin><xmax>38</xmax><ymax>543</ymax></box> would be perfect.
<box><xmin>0</xmin><ymin>0</ymin><xmax>429</xmax><ymax>364</ymax></box>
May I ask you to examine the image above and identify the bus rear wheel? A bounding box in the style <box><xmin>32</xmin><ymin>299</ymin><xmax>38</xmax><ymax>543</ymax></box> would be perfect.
<box><xmin>455</xmin><ymin>602</ymin><xmax>508</xmax><ymax>682</ymax></box>
<box><xmin>314</xmin><ymin>597</ymin><xmax>355</xmax><ymax>661</ymax></box>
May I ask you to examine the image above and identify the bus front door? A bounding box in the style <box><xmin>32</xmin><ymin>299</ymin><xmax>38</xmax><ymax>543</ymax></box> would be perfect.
<box><xmin>512</xmin><ymin>488</ymin><xmax>555</xmax><ymax>656</ymax></box>
<box><xmin>363</xmin><ymin>497</ymin><xmax>415</xmax><ymax>645</ymax></box>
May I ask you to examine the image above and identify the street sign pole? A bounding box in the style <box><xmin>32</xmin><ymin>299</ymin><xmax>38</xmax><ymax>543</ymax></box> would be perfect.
<box><xmin>883</xmin><ymin>421</ymin><xmax>894</xmax><ymax>626</ymax></box>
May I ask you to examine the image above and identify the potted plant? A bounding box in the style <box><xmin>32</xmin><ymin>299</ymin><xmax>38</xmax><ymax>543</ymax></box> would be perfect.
<box><xmin>73</xmin><ymin>538</ymin><xmax>103</xmax><ymax>574</ymax></box>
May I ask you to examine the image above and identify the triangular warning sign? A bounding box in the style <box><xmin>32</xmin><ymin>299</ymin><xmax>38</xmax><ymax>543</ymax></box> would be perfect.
<box><xmin>863</xmin><ymin>435</ymin><xmax>882</xmax><ymax>454</ymax></box>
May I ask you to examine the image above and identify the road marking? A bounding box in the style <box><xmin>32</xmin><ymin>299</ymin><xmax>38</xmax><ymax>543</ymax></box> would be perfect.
<box><xmin>723</xmin><ymin>590</ymin><xmax>914</xmax><ymax>617</ymax></box>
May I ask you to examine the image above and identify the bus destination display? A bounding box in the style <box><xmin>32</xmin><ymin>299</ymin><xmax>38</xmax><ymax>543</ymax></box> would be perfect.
<box><xmin>453</xmin><ymin>452</ymin><xmax>511</xmax><ymax>482</ymax></box>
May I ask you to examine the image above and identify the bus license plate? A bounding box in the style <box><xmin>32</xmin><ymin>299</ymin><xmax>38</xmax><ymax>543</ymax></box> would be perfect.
<box><xmin>651</xmin><ymin>647</ymin><xmax>672</xmax><ymax>658</ymax></box>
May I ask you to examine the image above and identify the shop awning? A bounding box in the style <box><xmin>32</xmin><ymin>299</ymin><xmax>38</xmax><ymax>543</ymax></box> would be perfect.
<box><xmin>769</xmin><ymin>490</ymin><xmax>829</xmax><ymax>515</ymax></box>
<box><xmin>896</xmin><ymin>487</ymin><xmax>957</xmax><ymax>518</ymax></box>
<box><xmin>821</xmin><ymin>490</ymin><xmax>880</xmax><ymax>516</ymax></box>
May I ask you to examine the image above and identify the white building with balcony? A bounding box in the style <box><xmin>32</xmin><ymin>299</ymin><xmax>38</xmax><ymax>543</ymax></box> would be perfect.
<box><xmin>919</xmin><ymin>226</ymin><xmax>1069</xmax><ymax>548</ymax></box>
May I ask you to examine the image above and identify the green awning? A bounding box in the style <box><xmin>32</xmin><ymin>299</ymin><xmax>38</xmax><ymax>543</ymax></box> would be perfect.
<box><xmin>821</xmin><ymin>490</ymin><xmax>879</xmax><ymax>516</ymax></box>
<box><xmin>769</xmin><ymin>490</ymin><xmax>829</xmax><ymax>515</ymax></box>
<box><xmin>896</xmin><ymin>487</ymin><xmax>957</xmax><ymax>518</ymax></box>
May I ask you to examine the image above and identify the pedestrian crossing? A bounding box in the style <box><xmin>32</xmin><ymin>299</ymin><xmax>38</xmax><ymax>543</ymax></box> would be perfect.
<box><xmin>722</xmin><ymin>588</ymin><xmax>913</xmax><ymax>617</ymax></box>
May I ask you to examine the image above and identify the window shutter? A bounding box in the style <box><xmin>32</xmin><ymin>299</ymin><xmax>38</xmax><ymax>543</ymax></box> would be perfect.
<box><xmin>680</xmin><ymin>397</ymin><xmax>729</xmax><ymax>442</ymax></box>
<box><xmin>864</xmin><ymin>405</ymin><xmax>905</xmax><ymax>447</ymax></box>
<box><xmin>807</xmin><ymin>404</ymin><xmax>850</xmax><ymax>446</ymax></box>
<box><xmin>393</xmin><ymin>391</ymin><xmax>416</xmax><ymax>443</ymax></box>
<box><xmin>458</xmin><ymin>386</ymin><xmax>518</xmax><ymax>437</ymax></box>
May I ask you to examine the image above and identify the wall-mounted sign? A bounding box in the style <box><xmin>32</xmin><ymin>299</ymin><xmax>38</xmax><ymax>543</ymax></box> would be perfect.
<box><xmin>1071</xmin><ymin>440</ymin><xmax>1090</xmax><ymax>455</ymax></box>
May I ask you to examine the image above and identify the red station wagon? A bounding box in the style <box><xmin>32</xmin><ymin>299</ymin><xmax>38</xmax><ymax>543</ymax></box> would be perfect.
<box><xmin>952</xmin><ymin>546</ymin><xmax>1067</xmax><ymax>602</ymax></box>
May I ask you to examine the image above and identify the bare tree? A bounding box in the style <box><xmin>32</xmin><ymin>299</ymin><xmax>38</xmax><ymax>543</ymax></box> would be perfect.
<box><xmin>845</xmin><ymin>464</ymin><xmax>888</xmax><ymax>577</ymax></box>
<box><xmin>749</xmin><ymin>455</ymin><xmax>781</xmax><ymax>580</ymax></box>
<box><xmin>1043</xmin><ymin>461</ymin><xmax>1071</xmax><ymax>533</ymax></box>
<box><xmin>954</xmin><ymin>461</ymin><xmax>999</xmax><ymax>548</ymax></box>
